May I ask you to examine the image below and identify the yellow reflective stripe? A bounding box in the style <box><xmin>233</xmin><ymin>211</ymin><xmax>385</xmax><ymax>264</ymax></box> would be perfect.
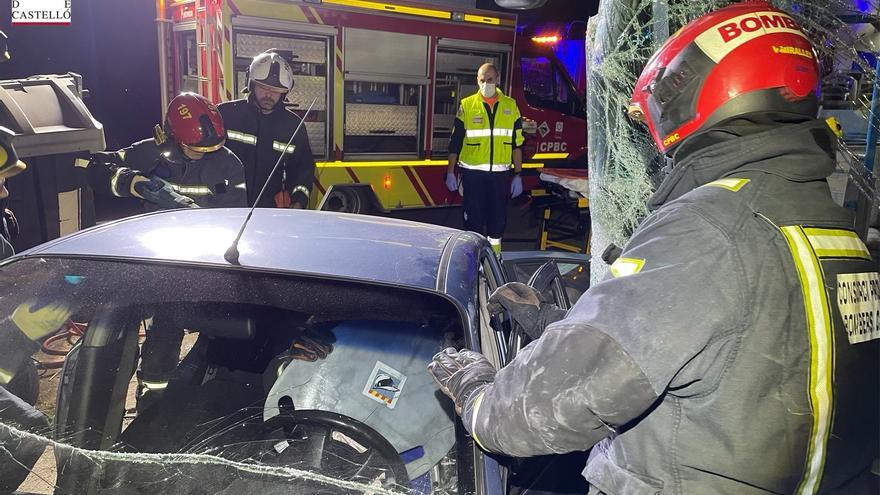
<box><xmin>610</xmin><ymin>257</ymin><xmax>645</xmax><ymax>278</ymax></box>
<box><xmin>314</xmin><ymin>160</ymin><xmax>544</xmax><ymax>169</ymax></box>
<box><xmin>463</xmin><ymin>13</ymin><xmax>501</xmax><ymax>25</ymax></box>
<box><xmin>227</xmin><ymin>130</ymin><xmax>257</xmax><ymax>145</ymax></box>
<box><xmin>532</xmin><ymin>152</ymin><xmax>570</xmax><ymax>160</ymax></box>
<box><xmin>803</xmin><ymin>228</ymin><xmax>871</xmax><ymax>260</ymax></box>
<box><xmin>292</xmin><ymin>185</ymin><xmax>310</xmax><ymax>197</ymax></box>
<box><xmin>234</xmin><ymin>182</ymin><xmax>246</xmax><ymax>190</ymax></box>
<box><xmin>469</xmin><ymin>389</ymin><xmax>487</xmax><ymax>450</ymax></box>
<box><xmin>705</xmin><ymin>178</ymin><xmax>750</xmax><ymax>192</ymax></box>
<box><xmin>273</xmin><ymin>141</ymin><xmax>296</xmax><ymax>154</ymax></box>
<box><xmin>170</xmin><ymin>184</ymin><xmax>213</xmax><ymax>195</ymax></box>
<box><xmin>782</xmin><ymin>226</ymin><xmax>833</xmax><ymax>495</ymax></box>
<box><xmin>0</xmin><ymin>367</ymin><xmax>13</xmax><ymax>385</ymax></box>
<box><xmin>323</xmin><ymin>0</ymin><xmax>451</xmax><ymax>20</ymax></box>
<box><xmin>140</xmin><ymin>380</ymin><xmax>168</xmax><ymax>396</ymax></box>
<box><xmin>465</xmin><ymin>128</ymin><xmax>514</xmax><ymax>138</ymax></box>
<box><xmin>459</xmin><ymin>162</ymin><xmax>511</xmax><ymax>172</ymax></box>
<box><xmin>110</xmin><ymin>167</ymin><xmax>129</xmax><ymax>197</ymax></box>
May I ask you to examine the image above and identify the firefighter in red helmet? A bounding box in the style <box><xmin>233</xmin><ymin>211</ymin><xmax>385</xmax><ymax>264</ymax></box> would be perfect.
<box><xmin>87</xmin><ymin>93</ymin><xmax>248</xmax><ymax>412</ymax></box>
<box><xmin>88</xmin><ymin>92</ymin><xmax>247</xmax><ymax>210</ymax></box>
<box><xmin>429</xmin><ymin>3</ymin><xmax>879</xmax><ymax>493</ymax></box>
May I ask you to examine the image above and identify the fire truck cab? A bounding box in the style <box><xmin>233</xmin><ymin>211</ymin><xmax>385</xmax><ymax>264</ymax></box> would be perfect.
<box><xmin>157</xmin><ymin>0</ymin><xmax>586</xmax><ymax>215</ymax></box>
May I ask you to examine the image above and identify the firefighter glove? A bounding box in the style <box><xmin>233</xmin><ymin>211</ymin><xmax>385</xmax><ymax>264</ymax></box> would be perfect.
<box><xmin>11</xmin><ymin>300</ymin><xmax>72</xmax><ymax>341</ymax></box>
<box><xmin>444</xmin><ymin>172</ymin><xmax>459</xmax><ymax>193</ymax></box>
<box><xmin>288</xmin><ymin>327</ymin><xmax>337</xmax><ymax>362</ymax></box>
<box><xmin>487</xmin><ymin>282</ymin><xmax>567</xmax><ymax>339</ymax></box>
<box><xmin>510</xmin><ymin>174</ymin><xmax>523</xmax><ymax>198</ymax></box>
<box><xmin>428</xmin><ymin>347</ymin><xmax>496</xmax><ymax>415</ymax></box>
<box><xmin>133</xmin><ymin>176</ymin><xmax>200</xmax><ymax>210</ymax></box>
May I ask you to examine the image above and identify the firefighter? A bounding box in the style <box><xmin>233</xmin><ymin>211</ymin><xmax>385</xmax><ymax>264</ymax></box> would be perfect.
<box><xmin>0</xmin><ymin>287</ymin><xmax>71</xmax><ymax>492</ymax></box>
<box><xmin>429</xmin><ymin>3</ymin><xmax>879</xmax><ymax>493</ymax></box>
<box><xmin>445</xmin><ymin>62</ymin><xmax>525</xmax><ymax>256</ymax></box>
<box><xmin>87</xmin><ymin>92</ymin><xmax>247</xmax><ymax>210</ymax></box>
<box><xmin>218</xmin><ymin>50</ymin><xmax>315</xmax><ymax>209</ymax></box>
<box><xmin>0</xmin><ymin>136</ymin><xmax>49</xmax><ymax>493</ymax></box>
<box><xmin>88</xmin><ymin>93</ymin><xmax>246</xmax><ymax>412</ymax></box>
<box><xmin>0</xmin><ymin>157</ymin><xmax>24</xmax><ymax>260</ymax></box>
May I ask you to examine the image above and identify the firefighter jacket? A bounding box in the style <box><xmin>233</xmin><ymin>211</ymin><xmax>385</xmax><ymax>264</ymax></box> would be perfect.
<box><xmin>87</xmin><ymin>138</ymin><xmax>247</xmax><ymax>210</ymax></box>
<box><xmin>463</xmin><ymin>119</ymin><xmax>879</xmax><ymax>494</ymax></box>
<box><xmin>449</xmin><ymin>90</ymin><xmax>524</xmax><ymax>172</ymax></box>
<box><xmin>218</xmin><ymin>99</ymin><xmax>315</xmax><ymax>208</ymax></box>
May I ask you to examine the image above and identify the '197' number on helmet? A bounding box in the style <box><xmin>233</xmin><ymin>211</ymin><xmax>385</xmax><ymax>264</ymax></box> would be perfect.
<box><xmin>177</xmin><ymin>104</ymin><xmax>192</xmax><ymax>120</ymax></box>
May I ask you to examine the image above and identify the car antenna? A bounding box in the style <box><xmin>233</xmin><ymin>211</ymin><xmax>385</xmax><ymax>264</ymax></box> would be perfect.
<box><xmin>224</xmin><ymin>97</ymin><xmax>317</xmax><ymax>265</ymax></box>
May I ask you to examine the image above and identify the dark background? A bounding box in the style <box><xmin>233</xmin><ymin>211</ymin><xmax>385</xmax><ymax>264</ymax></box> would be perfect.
<box><xmin>0</xmin><ymin>0</ymin><xmax>595</xmax><ymax>150</ymax></box>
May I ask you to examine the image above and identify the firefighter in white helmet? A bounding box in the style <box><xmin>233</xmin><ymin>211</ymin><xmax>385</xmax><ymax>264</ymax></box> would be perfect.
<box><xmin>219</xmin><ymin>50</ymin><xmax>316</xmax><ymax>208</ymax></box>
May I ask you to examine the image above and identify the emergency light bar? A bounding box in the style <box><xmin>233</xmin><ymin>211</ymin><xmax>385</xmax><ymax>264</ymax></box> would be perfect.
<box><xmin>532</xmin><ymin>35</ymin><xmax>560</xmax><ymax>44</ymax></box>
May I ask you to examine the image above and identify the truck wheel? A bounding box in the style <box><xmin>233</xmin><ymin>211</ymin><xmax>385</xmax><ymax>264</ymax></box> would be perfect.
<box><xmin>324</xmin><ymin>187</ymin><xmax>362</xmax><ymax>214</ymax></box>
<box><xmin>6</xmin><ymin>358</ymin><xmax>39</xmax><ymax>406</ymax></box>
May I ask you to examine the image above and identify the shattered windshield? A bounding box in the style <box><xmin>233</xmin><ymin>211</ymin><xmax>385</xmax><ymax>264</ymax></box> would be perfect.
<box><xmin>1</xmin><ymin>257</ymin><xmax>465</xmax><ymax>494</ymax></box>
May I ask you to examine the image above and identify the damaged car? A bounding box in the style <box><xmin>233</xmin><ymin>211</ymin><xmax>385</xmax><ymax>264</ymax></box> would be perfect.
<box><xmin>0</xmin><ymin>209</ymin><xmax>590</xmax><ymax>495</ymax></box>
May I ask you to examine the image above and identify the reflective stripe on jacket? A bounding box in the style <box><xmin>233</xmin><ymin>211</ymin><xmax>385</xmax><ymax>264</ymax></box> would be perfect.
<box><xmin>454</xmin><ymin>90</ymin><xmax>524</xmax><ymax>172</ymax></box>
<box><xmin>466</xmin><ymin>119</ymin><xmax>879</xmax><ymax>494</ymax></box>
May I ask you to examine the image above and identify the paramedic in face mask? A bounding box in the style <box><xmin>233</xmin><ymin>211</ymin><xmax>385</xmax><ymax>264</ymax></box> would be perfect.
<box><xmin>445</xmin><ymin>63</ymin><xmax>525</xmax><ymax>256</ymax></box>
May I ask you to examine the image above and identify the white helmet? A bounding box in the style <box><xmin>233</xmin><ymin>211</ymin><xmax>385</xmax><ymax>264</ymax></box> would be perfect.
<box><xmin>247</xmin><ymin>50</ymin><xmax>294</xmax><ymax>93</ymax></box>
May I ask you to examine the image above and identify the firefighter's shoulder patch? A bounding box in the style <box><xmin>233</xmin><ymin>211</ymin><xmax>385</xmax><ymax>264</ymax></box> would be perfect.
<box><xmin>705</xmin><ymin>178</ymin><xmax>750</xmax><ymax>192</ymax></box>
<box><xmin>610</xmin><ymin>257</ymin><xmax>645</xmax><ymax>278</ymax></box>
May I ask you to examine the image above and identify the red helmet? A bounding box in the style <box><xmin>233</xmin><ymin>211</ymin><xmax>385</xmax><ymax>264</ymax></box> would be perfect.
<box><xmin>164</xmin><ymin>93</ymin><xmax>226</xmax><ymax>153</ymax></box>
<box><xmin>628</xmin><ymin>2</ymin><xmax>820</xmax><ymax>153</ymax></box>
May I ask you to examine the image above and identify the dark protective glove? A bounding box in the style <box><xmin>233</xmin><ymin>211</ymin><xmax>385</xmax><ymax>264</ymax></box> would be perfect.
<box><xmin>288</xmin><ymin>327</ymin><xmax>336</xmax><ymax>362</ymax></box>
<box><xmin>428</xmin><ymin>347</ymin><xmax>496</xmax><ymax>415</ymax></box>
<box><xmin>444</xmin><ymin>172</ymin><xmax>459</xmax><ymax>193</ymax></box>
<box><xmin>487</xmin><ymin>282</ymin><xmax>568</xmax><ymax>340</ymax></box>
<box><xmin>133</xmin><ymin>176</ymin><xmax>200</xmax><ymax>210</ymax></box>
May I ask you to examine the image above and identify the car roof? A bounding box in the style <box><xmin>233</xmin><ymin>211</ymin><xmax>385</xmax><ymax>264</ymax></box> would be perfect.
<box><xmin>22</xmin><ymin>209</ymin><xmax>467</xmax><ymax>291</ymax></box>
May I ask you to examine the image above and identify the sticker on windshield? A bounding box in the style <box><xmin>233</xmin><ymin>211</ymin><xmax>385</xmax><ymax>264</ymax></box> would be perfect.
<box><xmin>363</xmin><ymin>361</ymin><xmax>407</xmax><ymax>409</ymax></box>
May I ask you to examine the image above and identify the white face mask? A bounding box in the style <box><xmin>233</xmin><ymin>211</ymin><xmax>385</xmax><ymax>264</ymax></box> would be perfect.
<box><xmin>479</xmin><ymin>82</ymin><xmax>497</xmax><ymax>98</ymax></box>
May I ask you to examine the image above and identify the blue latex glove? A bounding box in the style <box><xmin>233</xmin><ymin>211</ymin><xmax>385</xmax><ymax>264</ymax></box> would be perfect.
<box><xmin>510</xmin><ymin>174</ymin><xmax>523</xmax><ymax>198</ymax></box>
<box><xmin>445</xmin><ymin>172</ymin><xmax>459</xmax><ymax>193</ymax></box>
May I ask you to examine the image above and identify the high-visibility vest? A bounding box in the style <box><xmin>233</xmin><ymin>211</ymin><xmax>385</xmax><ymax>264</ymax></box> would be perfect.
<box><xmin>457</xmin><ymin>90</ymin><xmax>524</xmax><ymax>172</ymax></box>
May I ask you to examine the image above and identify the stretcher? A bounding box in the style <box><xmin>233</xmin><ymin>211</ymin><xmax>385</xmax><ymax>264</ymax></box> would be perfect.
<box><xmin>531</xmin><ymin>168</ymin><xmax>591</xmax><ymax>254</ymax></box>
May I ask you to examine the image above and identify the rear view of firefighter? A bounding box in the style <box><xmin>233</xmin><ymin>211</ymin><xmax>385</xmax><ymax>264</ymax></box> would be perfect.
<box><xmin>219</xmin><ymin>50</ymin><xmax>315</xmax><ymax>208</ymax></box>
<box><xmin>87</xmin><ymin>92</ymin><xmax>246</xmax><ymax>211</ymax></box>
<box><xmin>446</xmin><ymin>63</ymin><xmax>525</xmax><ymax>256</ymax></box>
<box><xmin>430</xmin><ymin>3</ymin><xmax>879</xmax><ymax>493</ymax></box>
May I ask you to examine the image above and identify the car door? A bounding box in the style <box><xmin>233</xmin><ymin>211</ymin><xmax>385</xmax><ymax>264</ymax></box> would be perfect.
<box><xmin>477</xmin><ymin>251</ymin><xmax>592</xmax><ymax>495</ymax></box>
<box><xmin>501</xmin><ymin>251</ymin><xmax>591</xmax><ymax>308</ymax></box>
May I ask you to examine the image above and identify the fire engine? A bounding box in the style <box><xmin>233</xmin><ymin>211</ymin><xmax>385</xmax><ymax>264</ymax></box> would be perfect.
<box><xmin>155</xmin><ymin>0</ymin><xmax>586</xmax><ymax>217</ymax></box>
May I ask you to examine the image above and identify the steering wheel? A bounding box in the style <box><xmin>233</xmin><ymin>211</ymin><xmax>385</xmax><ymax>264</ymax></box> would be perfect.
<box><xmin>220</xmin><ymin>410</ymin><xmax>411</xmax><ymax>493</ymax></box>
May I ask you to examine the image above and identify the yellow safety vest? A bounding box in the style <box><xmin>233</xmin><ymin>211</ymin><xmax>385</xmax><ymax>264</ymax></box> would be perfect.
<box><xmin>457</xmin><ymin>90</ymin><xmax>524</xmax><ymax>172</ymax></box>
